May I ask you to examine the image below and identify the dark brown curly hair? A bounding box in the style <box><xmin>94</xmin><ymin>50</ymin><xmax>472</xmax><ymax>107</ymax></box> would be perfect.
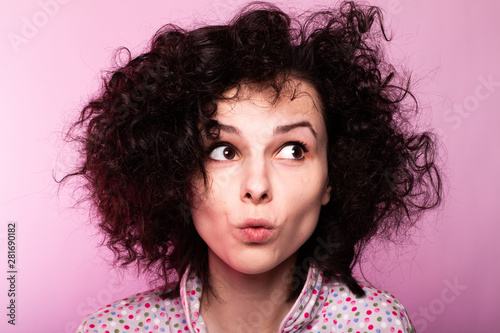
<box><xmin>60</xmin><ymin>1</ymin><xmax>442</xmax><ymax>299</ymax></box>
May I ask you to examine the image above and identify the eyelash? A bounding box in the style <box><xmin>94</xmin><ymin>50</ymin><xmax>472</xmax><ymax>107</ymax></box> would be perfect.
<box><xmin>205</xmin><ymin>141</ymin><xmax>310</xmax><ymax>160</ymax></box>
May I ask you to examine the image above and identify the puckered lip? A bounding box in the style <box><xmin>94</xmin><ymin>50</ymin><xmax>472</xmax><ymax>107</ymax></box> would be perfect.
<box><xmin>238</xmin><ymin>217</ymin><xmax>274</xmax><ymax>229</ymax></box>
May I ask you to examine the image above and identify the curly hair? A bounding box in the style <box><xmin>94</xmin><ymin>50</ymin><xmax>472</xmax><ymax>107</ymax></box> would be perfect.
<box><xmin>61</xmin><ymin>1</ymin><xmax>441</xmax><ymax>298</ymax></box>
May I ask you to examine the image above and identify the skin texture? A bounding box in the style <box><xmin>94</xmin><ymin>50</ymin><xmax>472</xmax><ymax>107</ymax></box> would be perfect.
<box><xmin>190</xmin><ymin>79</ymin><xmax>332</xmax><ymax>332</ymax></box>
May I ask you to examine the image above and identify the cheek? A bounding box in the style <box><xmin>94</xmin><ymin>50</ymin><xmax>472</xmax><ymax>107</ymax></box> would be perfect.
<box><xmin>190</xmin><ymin>188</ymin><xmax>227</xmax><ymax>237</ymax></box>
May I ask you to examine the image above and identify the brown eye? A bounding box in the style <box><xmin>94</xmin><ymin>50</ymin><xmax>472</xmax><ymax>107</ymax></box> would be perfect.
<box><xmin>291</xmin><ymin>145</ymin><xmax>304</xmax><ymax>159</ymax></box>
<box><xmin>276</xmin><ymin>144</ymin><xmax>306</xmax><ymax>160</ymax></box>
<box><xmin>209</xmin><ymin>145</ymin><xmax>238</xmax><ymax>160</ymax></box>
<box><xmin>223</xmin><ymin>147</ymin><xmax>236</xmax><ymax>159</ymax></box>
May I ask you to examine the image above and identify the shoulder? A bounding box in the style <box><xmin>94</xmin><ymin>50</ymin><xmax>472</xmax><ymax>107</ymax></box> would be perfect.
<box><xmin>76</xmin><ymin>288</ymin><xmax>188</xmax><ymax>333</ymax></box>
<box><xmin>320</xmin><ymin>279</ymin><xmax>416</xmax><ymax>333</ymax></box>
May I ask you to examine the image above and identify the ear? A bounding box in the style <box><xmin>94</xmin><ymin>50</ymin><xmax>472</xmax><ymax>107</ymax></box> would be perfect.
<box><xmin>321</xmin><ymin>184</ymin><xmax>332</xmax><ymax>206</ymax></box>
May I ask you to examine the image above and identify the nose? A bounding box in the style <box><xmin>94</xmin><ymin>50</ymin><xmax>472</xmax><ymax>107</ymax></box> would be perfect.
<box><xmin>240</xmin><ymin>157</ymin><xmax>272</xmax><ymax>204</ymax></box>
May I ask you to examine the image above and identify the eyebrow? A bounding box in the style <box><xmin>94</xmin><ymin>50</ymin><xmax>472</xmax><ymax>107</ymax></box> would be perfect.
<box><xmin>274</xmin><ymin>121</ymin><xmax>318</xmax><ymax>138</ymax></box>
<box><xmin>216</xmin><ymin>121</ymin><xmax>318</xmax><ymax>138</ymax></box>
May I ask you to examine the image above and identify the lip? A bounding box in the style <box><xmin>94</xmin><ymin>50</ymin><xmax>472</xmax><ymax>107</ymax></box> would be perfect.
<box><xmin>237</xmin><ymin>218</ymin><xmax>275</xmax><ymax>243</ymax></box>
<box><xmin>239</xmin><ymin>218</ymin><xmax>274</xmax><ymax>229</ymax></box>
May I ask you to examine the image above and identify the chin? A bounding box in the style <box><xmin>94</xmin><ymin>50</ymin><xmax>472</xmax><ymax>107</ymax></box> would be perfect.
<box><xmin>234</xmin><ymin>263</ymin><xmax>276</xmax><ymax>275</ymax></box>
<box><xmin>228</xmin><ymin>252</ymin><xmax>295</xmax><ymax>276</ymax></box>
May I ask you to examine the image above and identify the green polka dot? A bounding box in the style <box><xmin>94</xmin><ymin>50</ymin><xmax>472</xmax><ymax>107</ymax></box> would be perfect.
<box><xmin>377</xmin><ymin>316</ymin><xmax>382</xmax><ymax>321</ymax></box>
<box><xmin>138</xmin><ymin>322</ymin><xmax>143</xmax><ymax>327</ymax></box>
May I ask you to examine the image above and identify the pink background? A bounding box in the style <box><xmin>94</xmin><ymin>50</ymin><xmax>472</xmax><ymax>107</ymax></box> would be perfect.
<box><xmin>1</xmin><ymin>0</ymin><xmax>499</xmax><ymax>332</ymax></box>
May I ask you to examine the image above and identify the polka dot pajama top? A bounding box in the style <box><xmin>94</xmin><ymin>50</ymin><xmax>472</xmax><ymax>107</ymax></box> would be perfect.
<box><xmin>77</xmin><ymin>265</ymin><xmax>415</xmax><ymax>333</ymax></box>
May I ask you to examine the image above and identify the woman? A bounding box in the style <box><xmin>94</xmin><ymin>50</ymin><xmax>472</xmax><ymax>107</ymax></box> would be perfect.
<box><xmin>66</xmin><ymin>1</ymin><xmax>441</xmax><ymax>332</ymax></box>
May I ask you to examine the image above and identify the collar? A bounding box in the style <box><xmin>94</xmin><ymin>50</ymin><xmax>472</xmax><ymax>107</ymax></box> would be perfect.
<box><xmin>180</xmin><ymin>264</ymin><xmax>326</xmax><ymax>333</ymax></box>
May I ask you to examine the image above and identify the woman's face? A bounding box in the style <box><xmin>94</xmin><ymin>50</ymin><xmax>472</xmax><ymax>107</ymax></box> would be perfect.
<box><xmin>191</xmin><ymin>79</ymin><xmax>331</xmax><ymax>276</ymax></box>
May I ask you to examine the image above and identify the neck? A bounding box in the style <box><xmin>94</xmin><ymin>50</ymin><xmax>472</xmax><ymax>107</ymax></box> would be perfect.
<box><xmin>200</xmin><ymin>251</ymin><xmax>298</xmax><ymax>333</ymax></box>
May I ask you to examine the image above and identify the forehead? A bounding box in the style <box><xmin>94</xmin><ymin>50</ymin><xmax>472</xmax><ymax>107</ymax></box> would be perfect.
<box><xmin>216</xmin><ymin>78</ymin><xmax>323</xmax><ymax>121</ymax></box>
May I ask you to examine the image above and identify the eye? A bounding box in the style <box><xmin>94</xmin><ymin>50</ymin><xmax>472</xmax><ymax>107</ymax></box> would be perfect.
<box><xmin>275</xmin><ymin>142</ymin><xmax>308</xmax><ymax>160</ymax></box>
<box><xmin>208</xmin><ymin>145</ymin><xmax>238</xmax><ymax>161</ymax></box>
